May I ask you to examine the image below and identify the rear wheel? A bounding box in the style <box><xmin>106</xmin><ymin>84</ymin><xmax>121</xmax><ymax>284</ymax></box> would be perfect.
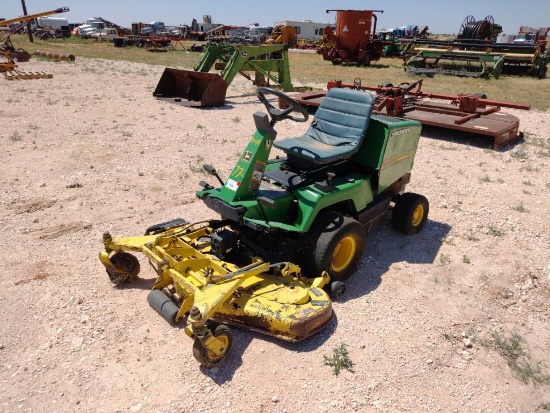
<box><xmin>392</xmin><ymin>193</ymin><xmax>429</xmax><ymax>235</ymax></box>
<box><xmin>302</xmin><ymin>211</ymin><xmax>366</xmax><ymax>281</ymax></box>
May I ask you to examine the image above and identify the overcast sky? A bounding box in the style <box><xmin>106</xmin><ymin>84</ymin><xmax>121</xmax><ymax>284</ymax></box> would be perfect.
<box><xmin>2</xmin><ymin>0</ymin><xmax>549</xmax><ymax>35</ymax></box>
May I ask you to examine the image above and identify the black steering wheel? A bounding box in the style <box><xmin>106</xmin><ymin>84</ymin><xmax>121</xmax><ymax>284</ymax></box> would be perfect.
<box><xmin>256</xmin><ymin>87</ymin><xmax>309</xmax><ymax>125</ymax></box>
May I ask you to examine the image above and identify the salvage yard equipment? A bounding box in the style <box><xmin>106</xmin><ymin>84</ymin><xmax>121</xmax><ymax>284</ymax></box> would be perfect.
<box><xmin>100</xmin><ymin>87</ymin><xmax>429</xmax><ymax>367</ymax></box>
<box><xmin>402</xmin><ymin>15</ymin><xmax>549</xmax><ymax>78</ymax></box>
<box><xmin>0</xmin><ymin>50</ymin><xmax>18</xmax><ymax>73</ymax></box>
<box><xmin>321</xmin><ymin>9</ymin><xmax>385</xmax><ymax>66</ymax></box>
<box><xmin>153</xmin><ymin>44</ymin><xmax>299</xmax><ymax>107</ymax></box>
<box><xmin>0</xmin><ymin>6</ymin><xmax>70</xmax><ymax>43</ymax></box>
<box><xmin>34</xmin><ymin>50</ymin><xmax>75</xmax><ymax>61</ymax></box>
<box><xmin>1</xmin><ymin>7</ymin><xmax>69</xmax><ymax>72</ymax></box>
<box><xmin>403</xmin><ymin>41</ymin><xmax>549</xmax><ymax>79</ymax></box>
<box><xmin>457</xmin><ymin>15</ymin><xmax>502</xmax><ymax>41</ymax></box>
<box><xmin>4</xmin><ymin>70</ymin><xmax>52</xmax><ymax>80</ymax></box>
<box><xmin>265</xmin><ymin>25</ymin><xmax>298</xmax><ymax>45</ymax></box>
<box><xmin>405</xmin><ymin>48</ymin><xmax>506</xmax><ymax>79</ymax></box>
<box><xmin>292</xmin><ymin>79</ymin><xmax>530</xmax><ymax>149</ymax></box>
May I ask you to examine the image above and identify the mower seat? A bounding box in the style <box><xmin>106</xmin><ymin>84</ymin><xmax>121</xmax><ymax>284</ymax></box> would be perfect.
<box><xmin>274</xmin><ymin>88</ymin><xmax>374</xmax><ymax>168</ymax></box>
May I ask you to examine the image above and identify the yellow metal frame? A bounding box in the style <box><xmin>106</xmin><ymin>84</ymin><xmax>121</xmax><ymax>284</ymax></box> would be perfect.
<box><xmin>100</xmin><ymin>221</ymin><xmax>332</xmax><ymax>363</ymax></box>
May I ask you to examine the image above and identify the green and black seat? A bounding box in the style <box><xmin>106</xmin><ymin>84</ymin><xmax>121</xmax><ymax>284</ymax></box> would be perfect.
<box><xmin>274</xmin><ymin>88</ymin><xmax>374</xmax><ymax>170</ymax></box>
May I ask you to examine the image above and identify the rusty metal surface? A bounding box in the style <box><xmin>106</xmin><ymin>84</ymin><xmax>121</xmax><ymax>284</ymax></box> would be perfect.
<box><xmin>292</xmin><ymin>81</ymin><xmax>527</xmax><ymax>149</ymax></box>
<box><xmin>153</xmin><ymin>68</ymin><xmax>228</xmax><ymax>107</ymax></box>
<box><xmin>34</xmin><ymin>50</ymin><xmax>75</xmax><ymax>61</ymax></box>
<box><xmin>407</xmin><ymin>101</ymin><xmax>521</xmax><ymax>149</ymax></box>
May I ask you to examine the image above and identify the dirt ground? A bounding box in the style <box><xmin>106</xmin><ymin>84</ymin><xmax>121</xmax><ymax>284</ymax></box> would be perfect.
<box><xmin>1</xmin><ymin>57</ymin><xmax>549</xmax><ymax>413</ymax></box>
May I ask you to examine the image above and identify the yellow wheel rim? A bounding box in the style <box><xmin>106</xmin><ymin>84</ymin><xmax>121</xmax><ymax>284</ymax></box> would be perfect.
<box><xmin>331</xmin><ymin>236</ymin><xmax>357</xmax><ymax>272</ymax></box>
<box><xmin>412</xmin><ymin>204</ymin><xmax>425</xmax><ymax>227</ymax></box>
<box><xmin>206</xmin><ymin>334</ymin><xmax>229</xmax><ymax>361</ymax></box>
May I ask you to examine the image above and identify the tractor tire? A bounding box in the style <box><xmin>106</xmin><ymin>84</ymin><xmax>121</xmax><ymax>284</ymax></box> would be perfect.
<box><xmin>193</xmin><ymin>324</ymin><xmax>233</xmax><ymax>368</ymax></box>
<box><xmin>301</xmin><ymin>211</ymin><xmax>366</xmax><ymax>282</ymax></box>
<box><xmin>392</xmin><ymin>193</ymin><xmax>429</xmax><ymax>235</ymax></box>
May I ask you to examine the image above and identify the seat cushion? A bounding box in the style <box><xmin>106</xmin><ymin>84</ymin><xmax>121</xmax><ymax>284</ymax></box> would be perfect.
<box><xmin>274</xmin><ymin>88</ymin><xmax>374</xmax><ymax>165</ymax></box>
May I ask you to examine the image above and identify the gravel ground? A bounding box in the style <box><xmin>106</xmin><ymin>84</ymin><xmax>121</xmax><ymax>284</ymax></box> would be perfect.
<box><xmin>1</xmin><ymin>57</ymin><xmax>549</xmax><ymax>413</ymax></box>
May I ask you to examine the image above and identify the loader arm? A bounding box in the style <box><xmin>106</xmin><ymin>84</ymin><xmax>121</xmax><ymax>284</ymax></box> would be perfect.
<box><xmin>193</xmin><ymin>44</ymin><xmax>235</xmax><ymax>73</ymax></box>
<box><xmin>219</xmin><ymin>44</ymin><xmax>292</xmax><ymax>90</ymax></box>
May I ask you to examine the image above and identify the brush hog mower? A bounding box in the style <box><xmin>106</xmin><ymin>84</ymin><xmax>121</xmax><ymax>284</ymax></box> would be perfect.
<box><xmin>100</xmin><ymin>87</ymin><xmax>429</xmax><ymax>367</ymax></box>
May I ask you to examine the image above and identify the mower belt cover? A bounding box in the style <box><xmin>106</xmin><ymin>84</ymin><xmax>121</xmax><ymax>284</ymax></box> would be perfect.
<box><xmin>153</xmin><ymin>68</ymin><xmax>227</xmax><ymax>107</ymax></box>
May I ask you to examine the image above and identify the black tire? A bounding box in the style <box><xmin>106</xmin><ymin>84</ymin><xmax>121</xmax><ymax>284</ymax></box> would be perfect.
<box><xmin>392</xmin><ymin>193</ymin><xmax>429</xmax><ymax>235</ymax></box>
<box><xmin>327</xmin><ymin>280</ymin><xmax>346</xmax><ymax>300</ymax></box>
<box><xmin>107</xmin><ymin>252</ymin><xmax>140</xmax><ymax>283</ymax></box>
<box><xmin>147</xmin><ymin>289</ymin><xmax>179</xmax><ymax>324</ymax></box>
<box><xmin>193</xmin><ymin>324</ymin><xmax>233</xmax><ymax>368</ymax></box>
<box><xmin>301</xmin><ymin>211</ymin><xmax>366</xmax><ymax>281</ymax></box>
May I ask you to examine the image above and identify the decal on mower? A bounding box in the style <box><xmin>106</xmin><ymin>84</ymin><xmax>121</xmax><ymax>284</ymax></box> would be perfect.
<box><xmin>232</xmin><ymin>165</ymin><xmax>245</xmax><ymax>178</ymax></box>
<box><xmin>381</xmin><ymin>150</ymin><xmax>415</xmax><ymax>170</ymax></box>
<box><xmin>242</xmin><ymin>151</ymin><xmax>253</xmax><ymax>162</ymax></box>
<box><xmin>390</xmin><ymin>128</ymin><xmax>411</xmax><ymax>137</ymax></box>
<box><xmin>226</xmin><ymin>179</ymin><xmax>240</xmax><ymax>191</ymax></box>
<box><xmin>265</xmin><ymin>140</ymin><xmax>272</xmax><ymax>149</ymax></box>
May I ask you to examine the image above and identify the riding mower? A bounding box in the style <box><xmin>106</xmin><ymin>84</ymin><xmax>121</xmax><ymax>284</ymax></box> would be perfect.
<box><xmin>99</xmin><ymin>87</ymin><xmax>429</xmax><ymax>367</ymax></box>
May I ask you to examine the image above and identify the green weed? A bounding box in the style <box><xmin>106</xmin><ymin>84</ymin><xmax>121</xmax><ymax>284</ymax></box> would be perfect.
<box><xmin>9</xmin><ymin>131</ymin><xmax>22</xmax><ymax>141</ymax></box>
<box><xmin>480</xmin><ymin>330</ymin><xmax>550</xmax><ymax>386</ymax></box>
<box><xmin>511</xmin><ymin>150</ymin><xmax>528</xmax><ymax>159</ymax></box>
<box><xmin>465</xmin><ymin>228</ymin><xmax>480</xmax><ymax>242</ymax></box>
<box><xmin>488</xmin><ymin>226</ymin><xmax>504</xmax><ymax>237</ymax></box>
<box><xmin>324</xmin><ymin>343</ymin><xmax>353</xmax><ymax>375</ymax></box>
<box><xmin>511</xmin><ymin>202</ymin><xmax>527</xmax><ymax>213</ymax></box>
<box><xmin>439</xmin><ymin>253</ymin><xmax>451</xmax><ymax>266</ymax></box>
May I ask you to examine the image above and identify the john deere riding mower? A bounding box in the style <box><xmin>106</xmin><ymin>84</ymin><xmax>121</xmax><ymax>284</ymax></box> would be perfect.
<box><xmin>99</xmin><ymin>87</ymin><xmax>429</xmax><ymax>367</ymax></box>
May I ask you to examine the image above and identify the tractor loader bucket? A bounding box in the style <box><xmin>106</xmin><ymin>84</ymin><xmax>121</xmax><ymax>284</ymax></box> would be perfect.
<box><xmin>153</xmin><ymin>68</ymin><xmax>227</xmax><ymax>107</ymax></box>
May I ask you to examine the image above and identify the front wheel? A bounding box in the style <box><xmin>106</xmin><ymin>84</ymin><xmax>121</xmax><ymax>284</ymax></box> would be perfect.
<box><xmin>392</xmin><ymin>193</ymin><xmax>429</xmax><ymax>235</ymax></box>
<box><xmin>301</xmin><ymin>212</ymin><xmax>366</xmax><ymax>282</ymax></box>
<box><xmin>192</xmin><ymin>324</ymin><xmax>233</xmax><ymax>368</ymax></box>
<box><xmin>106</xmin><ymin>252</ymin><xmax>140</xmax><ymax>284</ymax></box>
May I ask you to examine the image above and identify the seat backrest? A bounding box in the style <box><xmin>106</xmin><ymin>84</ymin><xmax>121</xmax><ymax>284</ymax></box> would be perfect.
<box><xmin>305</xmin><ymin>88</ymin><xmax>374</xmax><ymax>148</ymax></box>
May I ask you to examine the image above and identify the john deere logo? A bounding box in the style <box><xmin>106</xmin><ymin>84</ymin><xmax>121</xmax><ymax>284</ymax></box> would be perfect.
<box><xmin>390</xmin><ymin>128</ymin><xmax>410</xmax><ymax>137</ymax></box>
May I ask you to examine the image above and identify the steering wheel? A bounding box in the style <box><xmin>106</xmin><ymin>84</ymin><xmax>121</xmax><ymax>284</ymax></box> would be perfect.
<box><xmin>256</xmin><ymin>87</ymin><xmax>309</xmax><ymax>125</ymax></box>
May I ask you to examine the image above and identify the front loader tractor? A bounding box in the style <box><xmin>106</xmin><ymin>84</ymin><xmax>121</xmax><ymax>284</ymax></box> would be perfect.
<box><xmin>100</xmin><ymin>87</ymin><xmax>429</xmax><ymax>367</ymax></box>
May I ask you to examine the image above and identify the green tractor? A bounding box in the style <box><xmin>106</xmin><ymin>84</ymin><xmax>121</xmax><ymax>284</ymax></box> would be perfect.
<box><xmin>197</xmin><ymin>87</ymin><xmax>428</xmax><ymax>282</ymax></box>
<box><xmin>99</xmin><ymin>87</ymin><xmax>429</xmax><ymax>367</ymax></box>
